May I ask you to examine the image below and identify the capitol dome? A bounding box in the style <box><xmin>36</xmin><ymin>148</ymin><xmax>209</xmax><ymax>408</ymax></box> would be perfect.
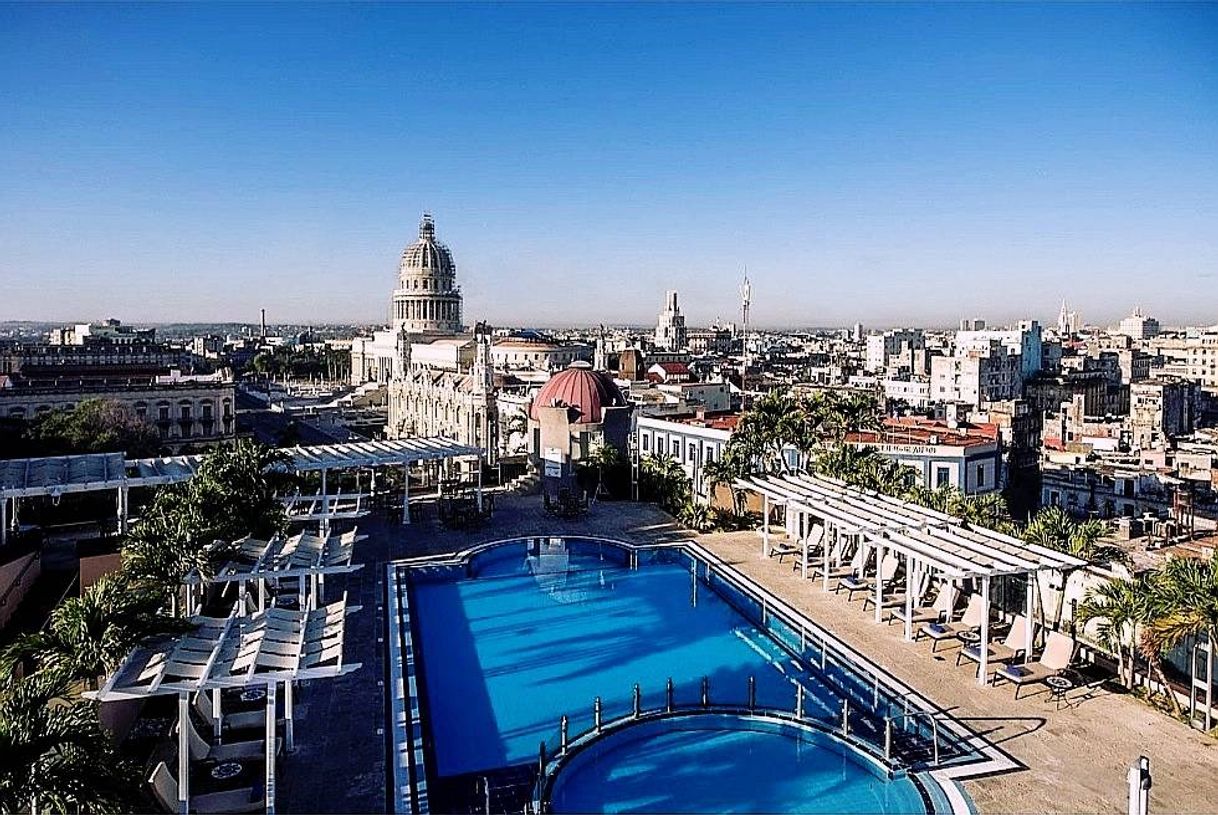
<box><xmin>399</xmin><ymin>214</ymin><xmax>456</xmax><ymax>275</ymax></box>
<box><xmin>530</xmin><ymin>361</ymin><xmax>627</xmax><ymax>424</ymax></box>
<box><xmin>391</xmin><ymin>213</ymin><xmax>463</xmax><ymax>335</ymax></box>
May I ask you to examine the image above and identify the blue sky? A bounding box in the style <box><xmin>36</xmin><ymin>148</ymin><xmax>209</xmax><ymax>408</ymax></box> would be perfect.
<box><xmin>1</xmin><ymin>3</ymin><xmax>1216</xmax><ymax>329</ymax></box>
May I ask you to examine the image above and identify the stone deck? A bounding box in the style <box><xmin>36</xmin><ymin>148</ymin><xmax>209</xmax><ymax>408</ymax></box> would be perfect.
<box><xmin>278</xmin><ymin>494</ymin><xmax>1218</xmax><ymax>814</ymax></box>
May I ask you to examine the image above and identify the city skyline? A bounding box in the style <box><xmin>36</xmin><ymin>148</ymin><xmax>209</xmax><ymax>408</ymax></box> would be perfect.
<box><xmin>2</xmin><ymin>3</ymin><xmax>1216</xmax><ymax>326</ymax></box>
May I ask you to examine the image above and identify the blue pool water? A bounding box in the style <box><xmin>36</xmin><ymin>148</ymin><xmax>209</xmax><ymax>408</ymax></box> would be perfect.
<box><xmin>548</xmin><ymin>716</ymin><xmax>926</xmax><ymax>814</ymax></box>
<box><xmin>405</xmin><ymin>539</ymin><xmax>940</xmax><ymax>813</ymax></box>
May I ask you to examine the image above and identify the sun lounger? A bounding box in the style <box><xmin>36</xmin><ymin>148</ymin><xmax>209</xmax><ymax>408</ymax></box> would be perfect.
<box><xmin>780</xmin><ymin>525</ymin><xmax>825</xmax><ymax>571</ymax></box>
<box><xmin>919</xmin><ymin>593</ymin><xmax>987</xmax><ymax>651</ymax></box>
<box><xmin>956</xmin><ymin>614</ymin><xmax>1035</xmax><ymax>674</ymax></box>
<box><xmin>814</xmin><ymin>544</ymin><xmax>865</xmax><ymax>585</ymax></box>
<box><xmin>181</xmin><ymin>714</ymin><xmax>281</xmax><ymax>763</ymax></box>
<box><xmin>194</xmin><ymin>690</ymin><xmax>283</xmax><ymax>733</ymax></box>
<box><xmin>890</xmin><ymin>582</ymin><xmax>957</xmax><ymax>627</ymax></box>
<box><xmin>839</xmin><ymin>553</ymin><xmax>899</xmax><ymax>601</ymax></box>
<box><xmin>149</xmin><ymin>761</ymin><xmax>264</xmax><ymax>814</ymax></box>
<box><xmin>992</xmin><ymin>631</ymin><xmax>1077</xmax><ymax>698</ymax></box>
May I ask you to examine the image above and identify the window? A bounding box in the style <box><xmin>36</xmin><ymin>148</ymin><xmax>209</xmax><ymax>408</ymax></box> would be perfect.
<box><xmin>657</xmin><ymin>438</ymin><xmax>666</xmax><ymax>456</ymax></box>
<box><xmin>642</xmin><ymin>434</ymin><xmax>650</xmax><ymax>452</ymax></box>
<box><xmin>935</xmin><ymin>466</ymin><xmax>950</xmax><ymax>489</ymax></box>
<box><xmin>975</xmin><ymin>465</ymin><xmax>985</xmax><ymax>487</ymax></box>
<box><xmin>672</xmin><ymin>441</ymin><xmax>682</xmax><ymax>459</ymax></box>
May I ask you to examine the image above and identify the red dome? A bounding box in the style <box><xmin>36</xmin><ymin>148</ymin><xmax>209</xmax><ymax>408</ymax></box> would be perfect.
<box><xmin>529</xmin><ymin>362</ymin><xmax>626</xmax><ymax>424</ymax></box>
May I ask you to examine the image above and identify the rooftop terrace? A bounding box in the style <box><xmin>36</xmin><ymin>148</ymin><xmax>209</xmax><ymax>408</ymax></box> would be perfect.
<box><xmin>271</xmin><ymin>493</ymin><xmax>1218</xmax><ymax>813</ymax></box>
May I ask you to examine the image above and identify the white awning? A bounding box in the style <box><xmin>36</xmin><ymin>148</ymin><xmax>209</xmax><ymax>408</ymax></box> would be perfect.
<box><xmin>0</xmin><ymin>453</ymin><xmax>127</xmax><ymax>498</ymax></box>
<box><xmin>736</xmin><ymin>472</ymin><xmax>1088</xmax><ymax>578</ymax></box>
<box><xmin>1</xmin><ymin>437</ymin><xmax>484</xmax><ymax>498</ymax></box>
<box><xmin>187</xmin><ymin>530</ymin><xmax>365</xmax><ymax>585</ymax></box>
<box><xmin>88</xmin><ymin>599</ymin><xmax>360</xmax><ymax>701</ymax></box>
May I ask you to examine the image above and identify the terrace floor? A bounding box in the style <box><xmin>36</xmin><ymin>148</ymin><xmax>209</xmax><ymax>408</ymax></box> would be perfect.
<box><xmin>277</xmin><ymin>493</ymin><xmax>1218</xmax><ymax>814</ymax></box>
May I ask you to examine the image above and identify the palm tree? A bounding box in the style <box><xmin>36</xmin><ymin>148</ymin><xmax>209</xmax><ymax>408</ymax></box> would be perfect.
<box><xmin>123</xmin><ymin>441</ymin><xmax>292</xmax><ymax>610</ymax></box>
<box><xmin>639</xmin><ymin>454</ymin><xmax>692</xmax><ymax>515</ymax></box>
<box><xmin>677</xmin><ymin>500</ymin><xmax>714</xmax><ymax>533</ymax></box>
<box><xmin>734</xmin><ymin>391</ymin><xmax>812</xmax><ymax>473</ymax></box>
<box><xmin>1140</xmin><ymin>554</ymin><xmax>1218</xmax><ymax>720</ymax></box>
<box><xmin>703</xmin><ymin>447</ymin><xmax>753</xmax><ymax>516</ymax></box>
<box><xmin>1078</xmin><ymin>574</ymin><xmax>1152</xmax><ymax>690</ymax></box>
<box><xmin>585</xmin><ymin>441</ymin><xmax>625</xmax><ymax>500</ymax></box>
<box><xmin>1</xmin><ymin>573</ymin><xmax>184</xmax><ymax>690</ymax></box>
<box><xmin>190</xmin><ymin>439</ymin><xmax>292</xmax><ymax>543</ymax></box>
<box><xmin>0</xmin><ymin>673</ymin><xmax>139</xmax><ymax>813</ymax></box>
<box><xmin>1023</xmin><ymin>506</ymin><xmax>1122</xmax><ymax>632</ymax></box>
<box><xmin>956</xmin><ymin>491</ymin><xmax>1016</xmax><ymax>535</ymax></box>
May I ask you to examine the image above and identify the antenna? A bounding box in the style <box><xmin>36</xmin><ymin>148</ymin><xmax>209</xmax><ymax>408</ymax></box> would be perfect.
<box><xmin>740</xmin><ymin>269</ymin><xmax>752</xmax><ymax>382</ymax></box>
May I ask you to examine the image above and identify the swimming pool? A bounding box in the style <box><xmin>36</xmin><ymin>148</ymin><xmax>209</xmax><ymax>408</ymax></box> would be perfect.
<box><xmin>547</xmin><ymin>713</ymin><xmax>926</xmax><ymax>814</ymax></box>
<box><xmin>388</xmin><ymin>537</ymin><xmax>978</xmax><ymax>813</ymax></box>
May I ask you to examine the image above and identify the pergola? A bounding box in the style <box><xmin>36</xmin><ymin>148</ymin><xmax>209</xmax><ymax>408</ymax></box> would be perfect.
<box><xmin>184</xmin><ymin>530</ymin><xmax>364</xmax><ymax>616</ymax></box>
<box><xmin>0</xmin><ymin>437</ymin><xmax>485</xmax><ymax>545</ymax></box>
<box><xmin>737</xmin><ymin>472</ymin><xmax>1087</xmax><ymax>684</ymax></box>
<box><xmin>86</xmin><ymin>600</ymin><xmax>360</xmax><ymax>815</ymax></box>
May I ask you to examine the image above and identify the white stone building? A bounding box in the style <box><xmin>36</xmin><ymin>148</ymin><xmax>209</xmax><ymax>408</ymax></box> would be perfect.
<box><xmin>351</xmin><ymin>214</ymin><xmax>499</xmax><ymax>462</ymax></box>
<box><xmin>865</xmin><ymin>329</ymin><xmax>924</xmax><ymax>374</ymax></box>
<box><xmin>930</xmin><ymin>341</ymin><xmax>1023</xmax><ymax>408</ymax></box>
<box><xmin>654</xmin><ymin>290</ymin><xmax>687</xmax><ymax>351</ymax></box>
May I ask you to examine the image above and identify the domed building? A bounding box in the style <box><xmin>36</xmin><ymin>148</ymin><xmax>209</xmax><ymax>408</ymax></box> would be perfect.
<box><xmin>350</xmin><ymin>213</ymin><xmax>498</xmax><ymax>464</ymax></box>
<box><xmin>391</xmin><ymin>213</ymin><xmax>463</xmax><ymax>335</ymax></box>
<box><xmin>529</xmin><ymin>361</ymin><xmax>632</xmax><ymax>495</ymax></box>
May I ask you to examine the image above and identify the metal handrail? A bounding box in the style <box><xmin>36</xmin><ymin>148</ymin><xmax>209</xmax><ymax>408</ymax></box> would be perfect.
<box><xmin>884</xmin><ymin>709</ymin><xmax>943</xmax><ymax>767</ymax></box>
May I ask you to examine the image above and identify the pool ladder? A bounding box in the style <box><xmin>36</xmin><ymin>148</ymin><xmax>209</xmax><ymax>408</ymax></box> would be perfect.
<box><xmin>882</xmin><ymin>709</ymin><xmax>942</xmax><ymax>767</ymax></box>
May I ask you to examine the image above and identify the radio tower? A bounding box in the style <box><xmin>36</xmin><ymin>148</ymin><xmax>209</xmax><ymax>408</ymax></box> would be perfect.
<box><xmin>739</xmin><ymin>271</ymin><xmax>752</xmax><ymax>380</ymax></box>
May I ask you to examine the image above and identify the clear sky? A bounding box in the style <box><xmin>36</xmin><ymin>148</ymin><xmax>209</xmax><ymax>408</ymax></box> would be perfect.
<box><xmin>1</xmin><ymin>3</ymin><xmax>1216</xmax><ymax>330</ymax></box>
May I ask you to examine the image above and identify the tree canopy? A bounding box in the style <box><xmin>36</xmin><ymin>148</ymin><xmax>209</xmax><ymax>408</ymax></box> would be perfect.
<box><xmin>21</xmin><ymin>398</ymin><xmax>162</xmax><ymax>458</ymax></box>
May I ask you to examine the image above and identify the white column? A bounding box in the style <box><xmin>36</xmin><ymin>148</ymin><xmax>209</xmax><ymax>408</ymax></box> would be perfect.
<box><xmin>978</xmin><ymin>576</ymin><xmax>991</xmax><ymax>685</ymax></box>
<box><xmin>285</xmin><ymin>681</ymin><xmax>295</xmax><ymax>752</ymax></box>
<box><xmin>402</xmin><ymin>464</ymin><xmax>411</xmax><ymax>526</ymax></box>
<box><xmin>801</xmin><ymin>530</ymin><xmax>809</xmax><ymax>580</ymax></box>
<box><xmin>1025</xmin><ymin>575</ymin><xmax>1036</xmax><ymax>664</ymax></box>
<box><xmin>319</xmin><ymin>469</ymin><xmax>328</xmax><ymax>537</ymax></box>
<box><xmin>761</xmin><ymin>494</ymin><xmax>770</xmax><ymax>558</ymax></box>
<box><xmin>211</xmin><ymin>687</ymin><xmax>223</xmax><ymax>744</ymax></box>
<box><xmin>822</xmin><ymin>525</ymin><xmax>832</xmax><ymax>592</ymax></box>
<box><xmin>1</xmin><ymin>496</ymin><xmax>6</xmax><ymax>547</ymax></box>
<box><xmin>476</xmin><ymin>455</ymin><xmax>484</xmax><ymax>512</ymax></box>
<box><xmin>265</xmin><ymin>683</ymin><xmax>278</xmax><ymax>814</ymax></box>
<box><xmin>435</xmin><ymin>460</ymin><xmax>443</xmax><ymax>497</ymax></box>
<box><xmin>904</xmin><ymin>558</ymin><xmax>915</xmax><ymax>641</ymax></box>
<box><xmin>177</xmin><ymin>693</ymin><xmax>190</xmax><ymax>814</ymax></box>
<box><xmin>874</xmin><ymin>546</ymin><xmax>886</xmax><ymax>624</ymax></box>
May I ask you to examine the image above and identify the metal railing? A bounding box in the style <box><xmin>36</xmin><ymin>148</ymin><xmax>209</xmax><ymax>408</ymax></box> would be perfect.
<box><xmin>520</xmin><ymin>672</ymin><xmax>949</xmax><ymax>815</ymax></box>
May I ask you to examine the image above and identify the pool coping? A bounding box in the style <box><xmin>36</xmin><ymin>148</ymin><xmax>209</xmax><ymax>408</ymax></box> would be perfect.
<box><xmin>386</xmin><ymin>534</ymin><xmax>1019</xmax><ymax>814</ymax></box>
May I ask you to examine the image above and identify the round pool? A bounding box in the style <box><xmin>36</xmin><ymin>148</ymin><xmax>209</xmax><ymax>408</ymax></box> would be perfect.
<box><xmin>546</xmin><ymin>714</ymin><xmax>928</xmax><ymax>814</ymax></box>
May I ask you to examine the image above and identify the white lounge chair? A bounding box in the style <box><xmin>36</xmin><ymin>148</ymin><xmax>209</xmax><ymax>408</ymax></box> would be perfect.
<box><xmin>814</xmin><ymin>544</ymin><xmax>865</xmax><ymax>586</ymax></box>
<box><xmin>194</xmin><ymin>691</ymin><xmax>282</xmax><ymax>734</ymax></box>
<box><xmin>149</xmin><ymin>761</ymin><xmax>264</xmax><ymax>814</ymax></box>
<box><xmin>992</xmin><ymin>631</ymin><xmax>1078</xmax><ymax>698</ymax></box>
<box><xmin>839</xmin><ymin>553</ymin><xmax>899</xmax><ymax>602</ymax></box>
<box><xmin>889</xmin><ymin>582</ymin><xmax>957</xmax><ymax>627</ymax></box>
<box><xmin>919</xmin><ymin>593</ymin><xmax>987</xmax><ymax>651</ymax></box>
<box><xmin>181</xmin><ymin>714</ymin><xmax>281</xmax><ymax>763</ymax></box>
<box><xmin>956</xmin><ymin>614</ymin><xmax>1036</xmax><ymax>675</ymax></box>
<box><xmin>785</xmin><ymin>525</ymin><xmax>825</xmax><ymax>571</ymax></box>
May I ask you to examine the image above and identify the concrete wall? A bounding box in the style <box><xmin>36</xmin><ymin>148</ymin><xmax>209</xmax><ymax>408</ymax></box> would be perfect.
<box><xmin>0</xmin><ymin>551</ymin><xmax>40</xmax><ymax>630</ymax></box>
<box><xmin>79</xmin><ymin>552</ymin><xmax>123</xmax><ymax>593</ymax></box>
